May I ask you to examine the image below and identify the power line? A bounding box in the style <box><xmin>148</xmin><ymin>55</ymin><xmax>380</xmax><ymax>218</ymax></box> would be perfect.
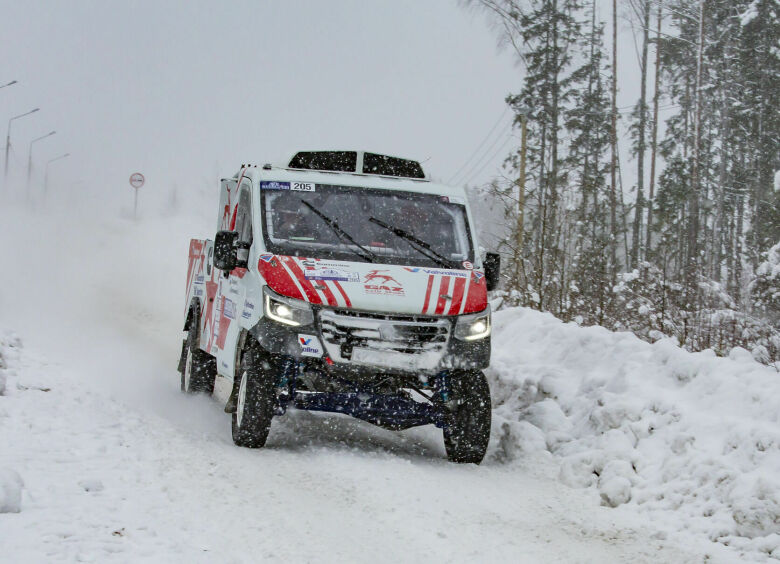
<box><xmin>447</xmin><ymin>106</ymin><xmax>511</xmax><ymax>184</ymax></box>
<box><xmin>461</xmin><ymin>130</ymin><xmax>514</xmax><ymax>187</ymax></box>
<box><xmin>453</xmin><ymin>121</ymin><xmax>513</xmax><ymax>186</ymax></box>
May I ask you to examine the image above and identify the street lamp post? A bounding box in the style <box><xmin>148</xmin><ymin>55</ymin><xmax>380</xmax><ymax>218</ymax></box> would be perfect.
<box><xmin>27</xmin><ymin>130</ymin><xmax>56</xmax><ymax>195</ymax></box>
<box><xmin>44</xmin><ymin>153</ymin><xmax>70</xmax><ymax>194</ymax></box>
<box><xmin>5</xmin><ymin>107</ymin><xmax>40</xmax><ymax>180</ymax></box>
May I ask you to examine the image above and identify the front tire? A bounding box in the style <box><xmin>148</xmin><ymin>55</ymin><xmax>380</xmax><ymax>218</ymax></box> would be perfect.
<box><xmin>181</xmin><ymin>308</ymin><xmax>216</xmax><ymax>394</ymax></box>
<box><xmin>443</xmin><ymin>370</ymin><xmax>492</xmax><ymax>464</ymax></box>
<box><xmin>232</xmin><ymin>343</ymin><xmax>275</xmax><ymax>448</ymax></box>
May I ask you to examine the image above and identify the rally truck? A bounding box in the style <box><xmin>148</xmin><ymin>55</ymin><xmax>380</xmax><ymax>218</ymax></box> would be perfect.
<box><xmin>178</xmin><ymin>150</ymin><xmax>500</xmax><ymax>463</ymax></box>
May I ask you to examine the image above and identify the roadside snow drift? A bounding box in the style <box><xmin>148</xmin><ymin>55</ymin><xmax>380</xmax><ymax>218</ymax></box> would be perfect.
<box><xmin>0</xmin><ymin>332</ymin><xmax>24</xmax><ymax>514</ymax></box>
<box><xmin>488</xmin><ymin>307</ymin><xmax>780</xmax><ymax>559</ymax></box>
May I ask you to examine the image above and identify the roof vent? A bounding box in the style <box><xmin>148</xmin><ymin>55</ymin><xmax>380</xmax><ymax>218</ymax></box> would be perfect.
<box><xmin>288</xmin><ymin>150</ymin><xmax>425</xmax><ymax>179</ymax></box>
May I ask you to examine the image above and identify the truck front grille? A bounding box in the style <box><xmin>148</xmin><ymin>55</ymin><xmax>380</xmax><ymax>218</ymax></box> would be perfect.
<box><xmin>319</xmin><ymin>309</ymin><xmax>451</xmax><ymax>363</ymax></box>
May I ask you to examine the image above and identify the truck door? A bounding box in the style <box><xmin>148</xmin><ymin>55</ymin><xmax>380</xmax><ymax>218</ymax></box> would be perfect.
<box><xmin>213</xmin><ymin>179</ymin><xmax>252</xmax><ymax>379</ymax></box>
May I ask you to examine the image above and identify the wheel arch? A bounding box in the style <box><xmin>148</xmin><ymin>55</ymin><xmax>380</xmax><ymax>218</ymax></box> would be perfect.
<box><xmin>184</xmin><ymin>298</ymin><xmax>202</xmax><ymax>332</ymax></box>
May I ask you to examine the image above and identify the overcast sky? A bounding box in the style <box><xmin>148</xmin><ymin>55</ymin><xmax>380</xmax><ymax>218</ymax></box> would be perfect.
<box><xmin>2</xmin><ymin>0</ymin><xmax>647</xmax><ymax>211</ymax></box>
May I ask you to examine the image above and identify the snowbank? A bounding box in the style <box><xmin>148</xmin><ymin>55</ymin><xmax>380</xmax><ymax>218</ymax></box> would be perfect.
<box><xmin>0</xmin><ymin>333</ymin><xmax>24</xmax><ymax>513</ymax></box>
<box><xmin>0</xmin><ymin>468</ymin><xmax>24</xmax><ymax>513</ymax></box>
<box><xmin>489</xmin><ymin>307</ymin><xmax>780</xmax><ymax>559</ymax></box>
<box><xmin>0</xmin><ymin>331</ymin><xmax>22</xmax><ymax>397</ymax></box>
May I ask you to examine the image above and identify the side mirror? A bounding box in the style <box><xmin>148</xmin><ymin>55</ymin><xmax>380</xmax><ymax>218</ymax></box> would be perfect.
<box><xmin>214</xmin><ymin>230</ymin><xmax>238</xmax><ymax>271</ymax></box>
<box><xmin>484</xmin><ymin>252</ymin><xmax>500</xmax><ymax>291</ymax></box>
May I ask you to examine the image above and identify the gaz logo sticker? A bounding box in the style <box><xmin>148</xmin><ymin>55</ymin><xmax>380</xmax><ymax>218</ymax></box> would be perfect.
<box><xmin>363</xmin><ymin>269</ymin><xmax>405</xmax><ymax>296</ymax></box>
<box><xmin>298</xmin><ymin>334</ymin><xmax>323</xmax><ymax>357</ymax></box>
<box><xmin>291</xmin><ymin>182</ymin><xmax>315</xmax><ymax>192</ymax></box>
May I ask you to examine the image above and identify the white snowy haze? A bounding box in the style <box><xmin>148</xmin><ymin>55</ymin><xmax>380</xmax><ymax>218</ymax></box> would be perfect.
<box><xmin>0</xmin><ymin>0</ymin><xmax>519</xmax><ymax>209</ymax></box>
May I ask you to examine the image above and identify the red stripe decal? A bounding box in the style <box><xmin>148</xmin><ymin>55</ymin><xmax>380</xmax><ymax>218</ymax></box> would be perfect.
<box><xmin>434</xmin><ymin>276</ymin><xmax>450</xmax><ymax>315</ymax></box>
<box><xmin>332</xmin><ymin>281</ymin><xmax>352</xmax><ymax>307</ymax></box>
<box><xmin>462</xmin><ymin>273</ymin><xmax>488</xmax><ymax>313</ymax></box>
<box><xmin>422</xmin><ymin>274</ymin><xmax>435</xmax><ymax>313</ymax></box>
<box><xmin>257</xmin><ymin>256</ymin><xmax>304</xmax><ymax>300</ymax></box>
<box><xmin>316</xmin><ymin>280</ymin><xmax>338</xmax><ymax>306</ymax></box>
<box><xmin>447</xmin><ymin>277</ymin><xmax>467</xmax><ymax>315</ymax></box>
<box><xmin>282</xmin><ymin>257</ymin><xmax>321</xmax><ymax>303</ymax></box>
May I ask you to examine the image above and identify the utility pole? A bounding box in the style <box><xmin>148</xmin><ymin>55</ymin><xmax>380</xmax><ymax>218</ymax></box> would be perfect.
<box><xmin>646</xmin><ymin>0</ymin><xmax>662</xmax><ymax>255</ymax></box>
<box><xmin>515</xmin><ymin>108</ymin><xmax>530</xmax><ymax>289</ymax></box>
<box><xmin>609</xmin><ymin>0</ymin><xmax>618</xmax><ymax>276</ymax></box>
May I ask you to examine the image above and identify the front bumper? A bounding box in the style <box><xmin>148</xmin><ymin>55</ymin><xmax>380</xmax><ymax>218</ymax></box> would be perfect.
<box><xmin>249</xmin><ymin>306</ymin><xmax>490</xmax><ymax>376</ymax></box>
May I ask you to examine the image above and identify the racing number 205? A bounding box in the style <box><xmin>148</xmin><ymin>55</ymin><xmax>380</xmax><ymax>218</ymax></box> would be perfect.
<box><xmin>291</xmin><ymin>182</ymin><xmax>315</xmax><ymax>192</ymax></box>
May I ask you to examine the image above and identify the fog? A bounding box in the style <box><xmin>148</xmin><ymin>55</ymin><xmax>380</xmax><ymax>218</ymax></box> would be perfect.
<box><xmin>1</xmin><ymin>0</ymin><xmax>522</xmax><ymax>213</ymax></box>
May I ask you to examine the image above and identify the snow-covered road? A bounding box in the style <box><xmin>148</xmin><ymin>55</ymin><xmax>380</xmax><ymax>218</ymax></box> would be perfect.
<box><xmin>0</xmin><ymin>202</ymin><xmax>716</xmax><ymax>562</ymax></box>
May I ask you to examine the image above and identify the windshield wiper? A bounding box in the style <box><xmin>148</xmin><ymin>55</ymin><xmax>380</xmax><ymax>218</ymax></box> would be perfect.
<box><xmin>368</xmin><ymin>217</ymin><xmax>458</xmax><ymax>269</ymax></box>
<box><xmin>300</xmin><ymin>200</ymin><xmax>375</xmax><ymax>263</ymax></box>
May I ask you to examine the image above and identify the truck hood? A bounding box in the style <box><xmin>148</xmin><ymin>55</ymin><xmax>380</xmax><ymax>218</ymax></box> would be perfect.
<box><xmin>257</xmin><ymin>255</ymin><xmax>487</xmax><ymax>316</ymax></box>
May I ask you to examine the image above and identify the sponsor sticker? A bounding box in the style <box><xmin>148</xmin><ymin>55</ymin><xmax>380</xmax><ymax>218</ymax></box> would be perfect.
<box><xmin>423</xmin><ymin>268</ymin><xmax>469</xmax><ymax>278</ymax></box>
<box><xmin>195</xmin><ymin>274</ymin><xmax>204</xmax><ymax>284</ymax></box>
<box><xmin>363</xmin><ymin>269</ymin><xmax>405</xmax><ymax>296</ymax></box>
<box><xmin>194</xmin><ymin>287</ymin><xmax>204</xmax><ymax>297</ymax></box>
<box><xmin>259</xmin><ymin>253</ymin><xmax>274</xmax><ymax>263</ymax></box>
<box><xmin>462</xmin><ymin>261</ymin><xmax>473</xmax><ymax>270</ymax></box>
<box><xmin>403</xmin><ymin>266</ymin><xmax>469</xmax><ymax>278</ymax></box>
<box><xmin>241</xmin><ymin>300</ymin><xmax>255</xmax><ymax>319</ymax></box>
<box><xmin>223</xmin><ymin>298</ymin><xmax>236</xmax><ymax>319</ymax></box>
<box><xmin>291</xmin><ymin>182</ymin><xmax>315</xmax><ymax>192</ymax></box>
<box><xmin>260</xmin><ymin>181</ymin><xmax>291</xmax><ymax>190</ymax></box>
<box><xmin>304</xmin><ymin>267</ymin><xmax>360</xmax><ymax>283</ymax></box>
<box><xmin>473</xmin><ymin>271</ymin><xmax>485</xmax><ymax>281</ymax></box>
<box><xmin>297</xmin><ymin>334</ymin><xmax>323</xmax><ymax>357</ymax></box>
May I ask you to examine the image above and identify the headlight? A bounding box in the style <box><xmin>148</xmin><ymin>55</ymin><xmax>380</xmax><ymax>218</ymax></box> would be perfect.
<box><xmin>454</xmin><ymin>307</ymin><xmax>491</xmax><ymax>341</ymax></box>
<box><xmin>263</xmin><ymin>287</ymin><xmax>314</xmax><ymax>327</ymax></box>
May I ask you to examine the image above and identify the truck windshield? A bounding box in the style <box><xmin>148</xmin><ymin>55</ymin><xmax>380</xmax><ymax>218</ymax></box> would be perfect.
<box><xmin>260</xmin><ymin>183</ymin><xmax>474</xmax><ymax>267</ymax></box>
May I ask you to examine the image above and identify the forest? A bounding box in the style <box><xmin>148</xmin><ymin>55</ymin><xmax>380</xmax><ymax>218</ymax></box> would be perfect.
<box><xmin>468</xmin><ymin>0</ymin><xmax>779</xmax><ymax>364</ymax></box>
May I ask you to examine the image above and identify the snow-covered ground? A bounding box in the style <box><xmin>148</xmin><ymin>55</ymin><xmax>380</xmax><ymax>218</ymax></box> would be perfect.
<box><xmin>0</xmin><ymin>194</ymin><xmax>774</xmax><ymax>562</ymax></box>
<box><xmin>489</xmin><ymin>309</ymin><xmax>780</xmax><ymax>560</ymax></box>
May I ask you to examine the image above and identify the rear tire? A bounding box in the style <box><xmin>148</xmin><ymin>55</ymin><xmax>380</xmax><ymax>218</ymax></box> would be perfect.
<box><xmin>231</xmin><ymin>343</ymin><xmax>275</xmax><ymax>448</ymax></box>
<box><xmin>180</xmin><ymin>307</ymin><xmax>215</xmax><ymax>394</ymax></box>
<box><xmin>443</xmin><ymin>370</ymin><xmax>491</xmax><ymax>464</ymax></box>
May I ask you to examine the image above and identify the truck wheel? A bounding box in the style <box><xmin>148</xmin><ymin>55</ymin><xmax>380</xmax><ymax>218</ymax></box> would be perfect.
<box><xmin>181</xmin><ymin>309</ymin><xmax>215</xmax><ymax>394</ymax></box>
<box><xmin>443</xmin><ymin>370</ymin><xmax>492</xmax><ymax>464</ymax></box>
<box><xmin>232</xmin><ymin>344</ymin><xmax>275</xmax><ymax>448</ymax></box>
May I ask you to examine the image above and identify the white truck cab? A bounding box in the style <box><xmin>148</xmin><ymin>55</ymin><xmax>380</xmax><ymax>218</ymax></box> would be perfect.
<box><xmin>179</xmin><ymin>151</ymin><xmax>499</xmax><ymax>463</ymax></box>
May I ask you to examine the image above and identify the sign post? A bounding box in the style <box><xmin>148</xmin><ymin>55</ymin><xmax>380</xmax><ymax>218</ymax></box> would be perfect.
<box><xmin>129</xmin><ymin>172</ymin><xmax>145</xmax><ymax>219</ymax></box>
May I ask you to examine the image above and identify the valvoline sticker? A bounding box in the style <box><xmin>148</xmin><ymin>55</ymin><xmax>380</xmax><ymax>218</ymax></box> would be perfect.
<box><xmin>260</xmin><ymin>181</ymin><xmax>290</xmax><ymax>190</ymax></box>
<box><xmin>298</xmin><ymin>334</ymin><xmax>323</xmax><ymax>357</ymax></box>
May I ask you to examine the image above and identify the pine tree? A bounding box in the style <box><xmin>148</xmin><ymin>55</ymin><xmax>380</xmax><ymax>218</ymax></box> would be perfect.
<box><xmin>565</xmin><ymin>0</ymin><xmax>613</xmax><ymax>324</ymax></box>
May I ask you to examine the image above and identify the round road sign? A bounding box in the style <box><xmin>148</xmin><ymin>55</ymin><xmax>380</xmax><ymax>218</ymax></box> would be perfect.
<box><xmin>129</xmin><ymin>172</ymin><xmax>145</xmax><ymax>189</ymax></box>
